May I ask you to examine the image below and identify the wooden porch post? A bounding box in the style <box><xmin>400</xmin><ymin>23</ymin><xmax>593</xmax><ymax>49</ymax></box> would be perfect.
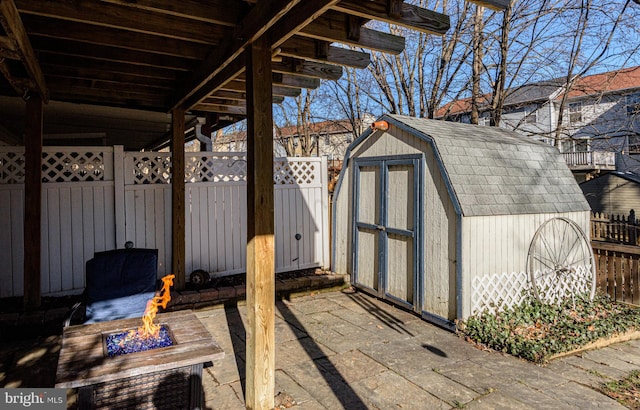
<box><xmin>245</xmin><ymin>34</ymin><xmax>275</xmax><ymax>410</ymax></box>
<box><xmin>23</xmin><ymin>94</ymin><xmax>43</xmax><ymax>309</ymax></box>
<box><xmin>171</xmin><ymin>108</ymin><xmax>186</xmax><ymax>289</ymax></box>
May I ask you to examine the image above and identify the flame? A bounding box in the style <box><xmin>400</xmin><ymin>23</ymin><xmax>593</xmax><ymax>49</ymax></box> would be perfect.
<box><xmin>137</xmin><ymin>274</ymin><xmax>175</xmax><ymax>339</ymax></box>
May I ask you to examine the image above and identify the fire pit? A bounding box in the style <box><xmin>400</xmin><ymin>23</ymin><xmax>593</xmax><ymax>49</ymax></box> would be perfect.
<box><xmin>55</xmin><ymin>310</ymin><xmax>224</xmax><ymax>409</ymax></box>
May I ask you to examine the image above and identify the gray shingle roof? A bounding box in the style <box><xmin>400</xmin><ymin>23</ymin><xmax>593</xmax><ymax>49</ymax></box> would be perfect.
<box><xmin>503</xmin><ymin>79</ymin><xmax>565</xmax><ymax>106</ymax></box>
<box><xmin>385</xmin><ymin>114</ymin><xmax>590</xmax><ymax>217</ymax></box>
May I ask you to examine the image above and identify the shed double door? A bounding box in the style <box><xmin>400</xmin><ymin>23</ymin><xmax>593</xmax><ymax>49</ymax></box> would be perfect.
<box><xmin>352</xmin><ymin>157</ymin><xmax>421</xmax><ymax>312</ymax></box>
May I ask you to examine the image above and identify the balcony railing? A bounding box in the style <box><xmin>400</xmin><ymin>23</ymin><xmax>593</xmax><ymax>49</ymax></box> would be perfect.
<box><xmin>562</xmin><ymin>151</ymin><xmax>616</xmax><ymax>171</ymax></box>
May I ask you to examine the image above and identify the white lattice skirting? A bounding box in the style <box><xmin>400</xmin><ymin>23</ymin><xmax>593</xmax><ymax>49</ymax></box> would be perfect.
<box><xmin>471</xmin><ymin>271</ymin><xmax>530</xmax><ymax>315</ymax></box>
<box><xmin>530</xmin><ymin>264</ymin><xmax>594</xmax><ymax>304</ymax></box>
<box><xmin>471</xmin><ymin>265</ymin><xmax>594</xmax><ymax>315</ymax></box>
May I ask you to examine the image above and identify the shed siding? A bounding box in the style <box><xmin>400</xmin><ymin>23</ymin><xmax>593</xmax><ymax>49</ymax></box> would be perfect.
<box><xmin>334</xmin><ymin>126</ymin><xmax>458</xmax><ymax>320</ymax></box>
<box><xmin>422</xmin><ymin>139</ymin><xmax>457</xmax><ymax>320</ymax></box>
<box><xmin>460</xmin><ymin>210</ymin><xmax>590</xmax><ymax>318</ymax></box>
<box><xmin>351</xmin><ymin>129</ymin><xmax>424</xmax><ymax>158</ymax></box>
<box><xmin>333</xmin><ymin>170</ymin><xmax>351</xmax><ymax>275</ymax></box>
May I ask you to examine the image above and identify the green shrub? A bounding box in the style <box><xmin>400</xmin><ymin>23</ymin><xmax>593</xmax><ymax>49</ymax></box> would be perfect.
<box><xmin>460</xmin><ymin>293</ymin><xmax>640</xmax><ymax>363</ymax></box>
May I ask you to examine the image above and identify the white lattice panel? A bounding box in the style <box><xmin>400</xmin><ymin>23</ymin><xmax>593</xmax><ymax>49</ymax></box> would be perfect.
<box><xmin>471</xmin><ymin>271</ymin><xmax>530</xmax><ymax>314</ymax></box>
<box><xmin>531</xmin><ymin>264</ymin><xmax>594</xmax><ymax>304</ymax></box>
<box><xmin>274</xmin><ymin>160</ymin><xmax>318</xmax><ymax>185</ymax></box>
<box><xmin>185</xmin><ymin>154</ymin><xmax>246</xmax><ymax>183</ymax></box>
<box><xmin>128</xmin><ymin>153</ymin><xmax>321</xmax><ymax>186</ymax></box>
<box><xmin>130</xmin><ymin>154</ymin><xmax>172</xmax><ymax>184</ymax></box>
<box><xmin>42</xmin><ymin>151</ymin><xmax>105</xmax><ymax>182</ymax></box>
<box><xmin>0</xmin><ymin>151</ymin><xmax>25</xmax><ymax>184</ymax></box>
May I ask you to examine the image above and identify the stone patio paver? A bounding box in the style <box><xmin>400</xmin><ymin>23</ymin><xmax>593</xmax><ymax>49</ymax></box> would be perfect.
<box><xmin>3</xmin><ymin>289</ymin><xmax>640</xmax><ymax>409</ymax></box>
<box><xmin>351</xmin><ymin>370</ymin><xmax>449</xmax><ymax>410</ymax></box>
<box><xmin>545</xmin><ymin>381</ymin><xmax>627</xmax><ymax>409</ymax></box>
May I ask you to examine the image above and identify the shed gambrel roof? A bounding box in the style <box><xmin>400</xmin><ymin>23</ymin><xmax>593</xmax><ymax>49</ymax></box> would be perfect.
<box><xmin>384</xmin><ymin>114</ymin><xmax>590</xmax><ymax>217</ymax></box>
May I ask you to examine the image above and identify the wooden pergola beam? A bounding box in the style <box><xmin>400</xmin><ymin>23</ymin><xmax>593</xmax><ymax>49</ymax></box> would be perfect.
<box><xmin>279</xmin><ymin>37</ymin><xmax>370</xmax><ymax>69</ymax></box>
<box><xmin>220</xmin><ymin>79</ymin><xmax>302</xmax><ymax>98</ymax></box>
<box><xmin>30</xmin><ymin>37</ymin><xmax>194</xmax><ymax>71</ymax></box>
<box><xmin>173</xmin><ymin>0</ymin><xmax>341</xmax><ymax>111</ymax></box>
<box><xmin>23</xmin><ymin>15</ymin><xmax>206</xmax><ymax>60</ymax></box>
<box><xmin>469</xmin><ymin>0</ymin><xmax>510</xmax><ymax>11</ymax></box>
<box><xmin>332</xmin><ymin>0</ymin><xmax>450</xmax><ymax>35</ymax></box>
<box><xmin>14</xmin><ymin>0</ymin><xmax>228</xmax><ymax>45</ymax></box>
<box><xmin>236</xmin><ymin>72</ymin><xmax>321</xmax><ymax>90</ymax></box>
<box><xmin>38</xmin><ymin>53</ymin><xmax>179</xmax><ymax>81</ymax></box>
<box><xmin>271</xmin><ymin>57</ymin><xmax>342</xmax><ymax>81</ymax></box>
<box><xmin>0</xmin><ymin>0</ymin><xmax>47</xmax><ymax>101</ymax></box>
<box><xmin>299</xmin><ymin>10</ymin><xmax>405</xmax><ymax>54</ymax></box>
<box><xmin>99</xmin><ymin>0</ymin><xmax>243</xmax><ymax>27</ymax></box>
<box><xmin>0</xmin><ymin>35</ymin><xmax>20</xmax><ymax>59</ymax></box>
<box><xmin>202</xmin><ymin>96</ymin><xmax>283</xmax><ymax>107</ymax></box>
<box><xmin>192</xmin><ymin>103</ymin><xmax>247</xmax><ymax>116</ymax></box>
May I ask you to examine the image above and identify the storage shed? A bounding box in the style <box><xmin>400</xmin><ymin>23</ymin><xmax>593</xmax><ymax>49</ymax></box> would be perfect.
<box><xmin>332</xmin><ymin>114</ymin><xmax>592</xmax><ymax>327</ymax></box>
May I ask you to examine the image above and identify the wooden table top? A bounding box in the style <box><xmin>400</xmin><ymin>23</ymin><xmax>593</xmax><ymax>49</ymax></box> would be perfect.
<box><xmin>55</xmin><ymin>310</ymin><xmax>224</xmax><ymax>389</ymax></box>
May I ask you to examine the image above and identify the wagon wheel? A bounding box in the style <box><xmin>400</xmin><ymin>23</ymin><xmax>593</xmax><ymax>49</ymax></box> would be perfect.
<box><xmin>526</xmin><ymin>217</ymin><xmax>596</xmax><ymax>304</ymax></box>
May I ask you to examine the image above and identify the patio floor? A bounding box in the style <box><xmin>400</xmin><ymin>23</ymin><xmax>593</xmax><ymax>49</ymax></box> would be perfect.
<box><xmin>2</xmin><ymin>289</ymin><xmax>639</xmax><ymax>409</ymax></box>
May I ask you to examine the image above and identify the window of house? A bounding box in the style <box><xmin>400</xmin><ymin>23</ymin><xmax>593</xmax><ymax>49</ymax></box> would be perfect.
<box><xmin>627</xmin><ymin>93</ymin><xmax>640</xmax><ymax>117</ymax></box>
<box><xmin>629</xmin><ymin>135</ymin><xmax>640</xmax><ymax>154</ymax></box>
<box><xmin>569</xmin><ymin>102</ymin><xmax>582</xmax><ymax>123</ymax></box>
<box><xmin>560</xmin><ymin>138</ymin><xmax>589</xmax><ymax>153</ymax></box>
<box><xmin>478</xmin><ymin>112</ymin><xmax>490</xmax><ymax>126</ymax></box>
<box><xmin>524</xmin><ymin>108</ymin><xmax>537</xmax><ymax>124</ymax></box>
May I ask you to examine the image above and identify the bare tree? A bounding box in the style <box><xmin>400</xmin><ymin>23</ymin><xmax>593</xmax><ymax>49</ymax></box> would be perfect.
<box><xmin>552</xmin><ymin>0</ymin><xmax>634</xmax><ymax>147</ymax></box>
<box><xmin>274</xmin><ymin>89</ymin><xmax>319</xmax><ymax>156</ymax></box>
<box><xmin>470</xmin><ymin>4</ymin><xmax>486</xmax><ymax>125</ymax></box>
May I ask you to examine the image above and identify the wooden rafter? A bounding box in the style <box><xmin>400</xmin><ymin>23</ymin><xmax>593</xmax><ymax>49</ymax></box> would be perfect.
<box><xmin>0</xmin><ymin>0</ymin><xmax>47</xmax><ymax>101</ymax></box>
<box><xmin>333</xmin><ymin>0</ymin><xmax>450</xmax><ymax>35</ymax></box>
<box><xmin>279</xmin><ymin>37</ymin><xmax>371</xmax><ymax>68</ymax></box>
<box><xmin>0</xmin><ymin>0</ymin><xmax>484</xmax><ymax>141</ymax></box>
<box><xmin>173</xmin><ymin>0</ymin><xmax>340</xmax><ymax>111</ymax></box>
<box><xmin>99</xmin><ymin>0</ymin><xmax>244</xmax><ymax>27</ymax></box>
<box><xmin>300</xmin><ymin>11</ymin><xmax>405</xmax><ymax>54</ymax></box>
<box><xmin>470</xmin><ymin>0</ymin><xmax>511</xmax><ymax>11</ymax></box>
<box><xmin>22</xmin><ymin>15</ymin><xmax>206</xmax><ymax>60</ymax></box>
<box><xmin>31</xmin><ymin>37</ymin><xmax>194</xmax><ymax>71</ymax></box>
<box><xmin>272</xmin><ymin>57</ymin><xmax>343</xmax><ymax>81</ymax></box>
<box><xmin>0</xmin><ymin>35</ymin><xmax>20</xmax><ymax>59</ymax></box>
<box><xmin>14</xmin><ymin>0</ymin><xmax>228</xmax><ymax>45</ymax></box>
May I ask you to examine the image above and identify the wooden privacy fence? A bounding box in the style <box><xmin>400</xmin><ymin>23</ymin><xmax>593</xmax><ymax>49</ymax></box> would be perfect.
<box><xmin>591</xmin><ymin>211</ymin><xmax>640</xmax><ymax>246</ymax></box>
<box><xmin>593</xmin><ymin>241</ymin><xmax>640</xmax><ymax>305</ymax></box>
<box><xmin>0</xmin><ymin>146</ymin><xmax>329</xmax><ymax>298</ymax></box>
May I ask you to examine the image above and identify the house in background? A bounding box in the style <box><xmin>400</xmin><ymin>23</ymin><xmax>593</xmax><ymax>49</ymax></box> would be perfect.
<box><xmin>211</xmin><ymin>116</ymin><xmax>374</xmax><ymax>160</ymax></box>
<box><xmin>580</xmin><ymin>171</ymin><xmax>640</xmax><ymax>215</ymax></box>
<box><xmin>436</xmin><ymin>66</ymin><xmax>640</xmax><ymax>182</ymax></box>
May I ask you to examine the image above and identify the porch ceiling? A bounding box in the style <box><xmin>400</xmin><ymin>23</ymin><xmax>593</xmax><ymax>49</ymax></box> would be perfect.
<box><xmin>0</xmin><ymin>0</ymin><xmax>507</xmax><ymax>150</ymax></box>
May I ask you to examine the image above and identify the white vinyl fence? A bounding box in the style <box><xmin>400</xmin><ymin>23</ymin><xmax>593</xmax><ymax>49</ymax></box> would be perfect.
<box><xmin>0</xmin><ymin>147</ymin><xmax>329</xmax><ymax>297</ymax></box>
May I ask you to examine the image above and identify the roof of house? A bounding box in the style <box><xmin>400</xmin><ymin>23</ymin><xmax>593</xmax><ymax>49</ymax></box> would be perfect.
<box><xmin>383</xmin><ymin>114</ymin><xmax>590</xmax><ymax>217</ymax></box>
<box><xmin>214</xmin><ymin>118</ymin><xmax>359</xmax><ymax>144</ymax></box>
<box><xmin>561</xmin><ymin>66</ymin><xmax>640</xmax><ymax>99</ymax></box>
<box><xmin>435</xmin><ymin>66</ymin><xmax>640</xmax><ymax>118</ymax></box>
<box><xmin>435</xmin><ymin>79</ymin><xmax>565</xmax><ymax>118</ymax></box>
<box><xmin>276</xmin><ymin>120</ymin><xmax>355</xmax><ymax>138</ymax></box>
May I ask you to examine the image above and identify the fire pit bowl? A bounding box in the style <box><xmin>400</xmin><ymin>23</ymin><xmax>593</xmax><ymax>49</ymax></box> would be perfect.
<box><xmin>103</xmin><ymin>324</ymin><xmax>175</xmax><ymax>357</ymax></box>
<box><xmin>55</xmin><ymin>310</ymin><xmax>224</xmax><ymax>410</ymax></box>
